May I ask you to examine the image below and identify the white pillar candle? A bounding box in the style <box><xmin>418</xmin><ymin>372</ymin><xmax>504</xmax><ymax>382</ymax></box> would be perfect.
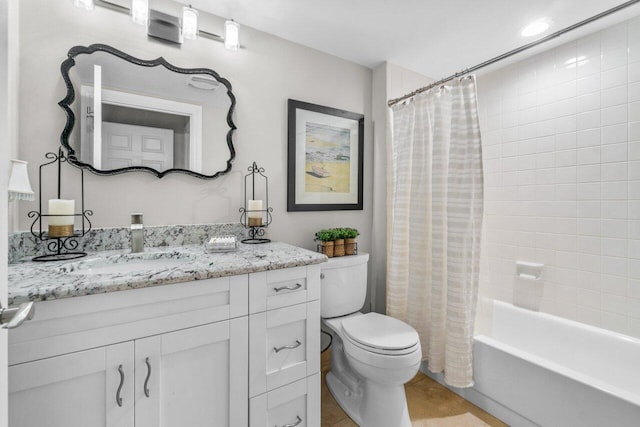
<box><xmin>49</xmin><ymin>199</ymin><xmax>75</xmax><ymax>225</ymax></box>
<box><xmin>247</xmin><ymin>200</ymin><xmax>263</xmax><ymax>218</ymax></box>
<box><xmin>247</xmin><ymin>199</ymin><xmax>263</xmax><ymax>226</ymax></box>
<box><xmin>48</xmin><ymin>199</ymin><xmax>75</xmax><ymax>237</ymax></box>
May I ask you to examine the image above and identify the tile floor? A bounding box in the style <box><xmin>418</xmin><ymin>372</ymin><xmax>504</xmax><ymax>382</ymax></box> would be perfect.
<box><xmin>321</xmin><ymin>350</ymin><xmax>508</xmax><ymax>427</ymax></box>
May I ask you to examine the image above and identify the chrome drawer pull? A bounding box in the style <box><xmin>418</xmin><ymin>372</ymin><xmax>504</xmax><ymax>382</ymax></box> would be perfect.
<box><xmin>274</xmin><ymin>340</ymin><xmax>302</xmax><ymax>353</ymax></box>
<box><xmin>116</xmin><ymin>364</ymin><xmax>124</xmax><ymax>407</ymax></box>
<box><xmin>273</xmin><ymin>283</ymin><xmax>302</xmax><ymax>293</ymax></box>
<box><xmin>0</xmin><ymin>301</ymin><xmax>35</xmax><ymax>330</ymax></box>
<box><xmin>144</xmin><ymin>357</ymin><xmax>151</xmax><ymax>398</ymax></box>
<box><xmin>278</xmin><ymin>415</ymin><xmax>302</xmax><ymax>427</ymax></box>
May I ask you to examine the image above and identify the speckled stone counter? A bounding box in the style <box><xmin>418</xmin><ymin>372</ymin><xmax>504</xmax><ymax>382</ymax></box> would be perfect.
<box><xmin>8</xmin><ymin>241</ymin><xmax>326</xmax><ymax>306</ymax></box>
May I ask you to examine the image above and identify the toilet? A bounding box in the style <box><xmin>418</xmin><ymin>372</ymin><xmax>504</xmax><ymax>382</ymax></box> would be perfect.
<box><xmin>321</xmin><ymin>253</ymin><xmax>421</xmax><ymax>427</ymax></box>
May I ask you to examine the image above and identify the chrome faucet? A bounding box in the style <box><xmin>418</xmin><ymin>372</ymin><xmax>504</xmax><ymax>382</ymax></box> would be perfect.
<box><xmin>131</xmin><ymin>213</ymin><xmax>144</xmax><ymax>253</ymax></box>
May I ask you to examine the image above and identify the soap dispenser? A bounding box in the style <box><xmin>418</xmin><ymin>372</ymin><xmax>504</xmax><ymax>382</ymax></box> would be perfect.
<box><xmin>131</xmin><ymin>213</ymin><xmax>144</xmax><ymax>253</ymax></box>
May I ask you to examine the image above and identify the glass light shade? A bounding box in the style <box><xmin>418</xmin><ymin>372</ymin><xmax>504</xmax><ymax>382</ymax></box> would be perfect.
<box><xmin>224</xmin><ymin>20</ymin><xmax>240</xmax><ymax>51</ymax></box>
<box><xmin>71</xmin><ymin>0</ymin><xmax>94</xmax><ymax>10</ymax></box>
<box><xmin>182</xmin><ymin>6</ymin><xmax>198</xmax><ymax>40</ymax></box>
<box><xmin>8</xmin><ymin>160</ymin><xmax>34</xmax><ymax>202</ymax></box>
<box><xmin>131</xmin><ymin>0</ymin><xmax>149</xmax><ymax>26</ymax></box>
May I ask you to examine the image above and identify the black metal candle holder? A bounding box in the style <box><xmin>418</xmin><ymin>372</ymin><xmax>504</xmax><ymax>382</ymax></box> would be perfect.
<box><xmin>28</xmin><ymin>148</ymin><xmax>93</xmax><ymax>262</ymax></box>
<box><xmin>239</xmin><ymin>162</ymin><xmax>272</xmax><ymax>244</ymax></box>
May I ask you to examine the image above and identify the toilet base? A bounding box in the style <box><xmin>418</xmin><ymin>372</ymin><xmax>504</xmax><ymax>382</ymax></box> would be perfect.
<box><xmin>326</xmin><ymin>370</ymin><xmax>412</xmax><ymax>427</ymax></box>
<box><xmin>326</xmin><ymin>371</ymin><xmax>364</xmax><ymax>425</ymax></box>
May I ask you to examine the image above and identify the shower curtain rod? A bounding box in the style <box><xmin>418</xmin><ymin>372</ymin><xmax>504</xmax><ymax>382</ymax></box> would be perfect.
<box><xmin>388</xmin><ymin>0</ymin><xmax>640</xmax><ymax>107</ymax></box>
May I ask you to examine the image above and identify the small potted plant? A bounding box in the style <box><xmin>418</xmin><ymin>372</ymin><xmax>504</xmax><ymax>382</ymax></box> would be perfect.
<box><xmin>315</xmin><ymin>229</ymin><xmax>336</xmax><ymax>258</ymax></box>
<box><xmin>344</xmin><ymin>227</ymin><xmax>359</xmax><ymax>255</ymax></box>
<box><xmin>333</xmin><ymin>228</ymin><xmax>346</xmax><ymax>257</ymax></box>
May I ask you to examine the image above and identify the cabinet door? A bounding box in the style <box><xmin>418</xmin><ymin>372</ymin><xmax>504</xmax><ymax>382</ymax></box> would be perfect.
<box><xmin>135</xmin><ymin>317</ymin><xmax>248</xmax><ymax>427</ymax></box>
<box><xmin>8</xmin><ymin>342</ymin><xmax>134</xmax><ymax>427</ymax></box>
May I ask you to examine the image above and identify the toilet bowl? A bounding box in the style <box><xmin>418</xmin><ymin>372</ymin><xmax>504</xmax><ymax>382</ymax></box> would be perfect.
<box><xmin>321</xmin><ymin>254</ymin><xmax>421</xmax><ymax>427</ymax></box>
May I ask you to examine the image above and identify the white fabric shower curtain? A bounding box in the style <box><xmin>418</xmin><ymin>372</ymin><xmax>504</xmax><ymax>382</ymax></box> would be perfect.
<box><xmin>387</xmin><ymin>76</ymin><xmax>483</xmax><ymax>388</ymax></box>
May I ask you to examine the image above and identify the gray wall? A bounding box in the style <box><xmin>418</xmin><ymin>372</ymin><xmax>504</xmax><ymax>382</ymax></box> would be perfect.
<box><xmin>15</xmin><ymin>0</ymin><xmax>373</xmax><ymax>253</ymax></box>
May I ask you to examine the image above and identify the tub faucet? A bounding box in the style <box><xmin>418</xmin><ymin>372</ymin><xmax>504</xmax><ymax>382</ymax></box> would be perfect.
<box><xmin>131</xmin><ymin>213</ymin><xmax>144</xmax><ymax>253</ymax></box>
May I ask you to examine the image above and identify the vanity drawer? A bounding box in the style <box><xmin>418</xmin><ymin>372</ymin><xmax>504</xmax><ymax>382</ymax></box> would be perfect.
<box><xmin>9</xmin><ymin>275</ymin><xmax>248</xmax><ymax>365</ymax></box>
<box><xmin>249</xmin><ymin>301</ymin><xmax>320</xmax><ymax>397</ymax></box>
<box><xmin>249</xmin><ymin>373</ymin><xmax>320</xmax><ymax>427</ymax></box>
<box><xmin>249</xmin><ymin>264</ymin><xmax>321</xmax><ymax>314</ymax></box>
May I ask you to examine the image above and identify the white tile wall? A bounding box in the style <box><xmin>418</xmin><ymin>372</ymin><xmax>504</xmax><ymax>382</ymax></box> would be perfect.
<box><xmin>477</xmin><ymin>16</ymin><xmax>640</xmax><ymax>339</ymax></box>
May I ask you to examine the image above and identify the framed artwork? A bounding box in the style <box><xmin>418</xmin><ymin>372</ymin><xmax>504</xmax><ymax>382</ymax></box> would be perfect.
<box><xmin>287</xmin><ymin>99</ymin><xmax>364</xmax><ymax>211</ymax></box>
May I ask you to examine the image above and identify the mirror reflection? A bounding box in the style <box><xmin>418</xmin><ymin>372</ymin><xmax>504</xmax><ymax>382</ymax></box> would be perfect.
<box><xmin>60</xmin><ymin>44</ymin><xmax>236</xmax><ymax>178</ymax></box>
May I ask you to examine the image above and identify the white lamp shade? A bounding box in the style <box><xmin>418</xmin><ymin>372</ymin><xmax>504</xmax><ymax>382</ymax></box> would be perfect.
<box><xmin>182</xmin><ymin>6</ymin><xmax>198</xmax><ymax>40</ymax></box>
<box><xmin>131</xmin><ymin>0</ymin><xmax>149</xmax><ymax>26</ymax></box>
<box><xmin>71</xmin><ymin>0</ymin><xmax>94</xmax><ymax>11</ymax></box>
<box><xmin>8</xmin><ymin>159</ymin><xmax>34</xmax><ymax>202</ymax></box>
<box><xmin>224</xmin><ymin>20</ymin><xmax>240</xmax><ymax>51</ymax></box>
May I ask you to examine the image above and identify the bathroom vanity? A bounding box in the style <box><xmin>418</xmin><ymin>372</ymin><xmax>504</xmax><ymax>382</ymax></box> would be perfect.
<box><xmin>7</xmin><ymin>242</ymin><xmax>324</xmax><ymax>427</ymax></box>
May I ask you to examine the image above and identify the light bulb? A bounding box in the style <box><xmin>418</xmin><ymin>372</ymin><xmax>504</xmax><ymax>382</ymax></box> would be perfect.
<box><xmin>131</xmin><ymin>0</ymin><xmax>149</xmax><ymax>26</ymax></box>
<box><xmin>225</xmin><ymin>20</ymin><xmax>240</xmax><ymax>51</ymax></box>
<box><xmin>182</xmin><ymin>6</ymin><xmax>199</xmax><ymax>40</ymax></box>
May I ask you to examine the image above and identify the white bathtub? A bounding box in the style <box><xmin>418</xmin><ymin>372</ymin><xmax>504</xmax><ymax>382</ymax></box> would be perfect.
<box><xmin>425</xmin><ymin>300</ymin><xmax>640</xmax><ymax>426</ymax></box>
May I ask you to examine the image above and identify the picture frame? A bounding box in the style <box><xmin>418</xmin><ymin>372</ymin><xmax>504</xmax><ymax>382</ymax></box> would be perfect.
<box><xmin>287</xmin><ymin>99</ymin><xmax>364</xmax><ymax>211</ymax></box>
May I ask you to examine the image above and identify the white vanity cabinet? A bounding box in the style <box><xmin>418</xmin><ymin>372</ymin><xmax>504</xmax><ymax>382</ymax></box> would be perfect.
<box><xmin>248</xmin><ymin>264</ymin><xmax>321</xmax><ymax>427</ymax></box>
<box><xmin>8</xmin><ymin>261</ymin><xmax>322</xmax><ymax>427</ymax></box>
<box><xmin>8</xmin><ymin>275</ymin><xmax>249</xmax><ymax>427</ymax></box>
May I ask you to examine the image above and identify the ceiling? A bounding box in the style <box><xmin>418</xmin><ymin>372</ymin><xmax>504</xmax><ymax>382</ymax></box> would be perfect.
<box><xmin>177</xmin><ymin>0</ymin><xmax>640</xmax><ymax>79</ymax></box>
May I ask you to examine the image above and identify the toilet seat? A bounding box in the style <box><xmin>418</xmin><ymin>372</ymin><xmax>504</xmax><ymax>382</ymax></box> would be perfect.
<box><xmin>341</xmin><ymin>313</ymin><xmax>419</xmax><ymax>356</ymax></box>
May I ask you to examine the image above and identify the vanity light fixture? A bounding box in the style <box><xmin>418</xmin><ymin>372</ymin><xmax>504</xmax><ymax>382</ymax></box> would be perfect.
<box><xmin>71</xmin><ymin>0</ymin><xmax>95</xmax><ymax>10</ymax></box>
<box><xmin>520</xmin><ymin>18</ymin><xmax>552</xmax><ymax>37</ymax></box>
<box><xmin>8</xmin><ymin>160</ymin><xmax>34</xmax><ymax>202</ymax></box>
<box><xmin>131</xmin><ymin>0</ymin><xmax>149</xmax><ymax>26</ymax></box>
<box><xmin>182</xmin><ymin>6</ymin><xmax>198</xmax><ymax>40</ymax></box>
<box><xmin>82</xmin><ymin>1</ymin><xmax>242</xmax><ymax>50</ymax></box>
<box><xmin>224</xmin><ymin>20</ymin><xmax>240</xmax><ymax>51</ymax></box>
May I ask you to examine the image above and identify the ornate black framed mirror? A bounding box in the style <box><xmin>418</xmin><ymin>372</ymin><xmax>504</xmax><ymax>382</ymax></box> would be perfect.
<box><xmin>59</xmin><ymin>44</ymin><xmax>236</xmax><ymax>179</ymax></box>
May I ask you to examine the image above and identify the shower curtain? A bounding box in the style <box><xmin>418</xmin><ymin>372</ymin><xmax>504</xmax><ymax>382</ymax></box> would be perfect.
<box><xmin>387</xmin><ymin>76</ymin><xmax>483</xmax><ymax>388</ymax></box>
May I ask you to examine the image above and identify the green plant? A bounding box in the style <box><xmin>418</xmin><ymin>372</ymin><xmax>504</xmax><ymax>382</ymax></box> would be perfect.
<box><xmin>343</xmin><ymin>228</ymin><xmax>359</xmax><ymax>239</ymax></box>
<box><xmin>333</xmin><ymin>227</ymin><xmax>348</xmax><ymax>240</ymax></box>
<box><xmin>315</xmin><ymin>229</ymin><xmax>336</xmax><ymax>242</ymax></box>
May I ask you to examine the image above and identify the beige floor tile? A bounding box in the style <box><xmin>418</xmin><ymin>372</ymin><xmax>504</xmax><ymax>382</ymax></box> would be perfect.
<box><xmin>321</xmin><ymin>358</ymin><xmax>508</xmax><ymax>427</ymax></box>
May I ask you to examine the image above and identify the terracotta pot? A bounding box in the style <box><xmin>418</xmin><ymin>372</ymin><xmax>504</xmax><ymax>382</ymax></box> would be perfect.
<box><xmin>319</xmin><ymin>241</ymin><xmax>334</xmax><ymax>258</ymax></box>
<box><xmin>345</xmin><ymin>238</ymin><xmax>357</xmax><ymax>255</ymax></box>
<box><xmin>333</xmin><ymin>239</ymin><xmax>345</xmax><ymax>257</ymax></box>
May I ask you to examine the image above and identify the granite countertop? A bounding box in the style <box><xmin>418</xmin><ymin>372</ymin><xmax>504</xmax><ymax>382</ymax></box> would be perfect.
<box><xmin>8</xmin><ymin>241</ymin><xmax>327</xmax><ymax>306</ymax></box>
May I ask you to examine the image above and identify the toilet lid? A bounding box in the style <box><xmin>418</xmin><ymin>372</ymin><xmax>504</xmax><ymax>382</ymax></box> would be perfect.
<box><xmin>341</xmin><ymin>312</ymin><xmax>419</xmax><ymax>352</ymax></box>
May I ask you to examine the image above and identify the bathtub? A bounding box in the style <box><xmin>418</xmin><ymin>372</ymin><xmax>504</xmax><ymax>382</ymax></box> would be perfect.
<box><xmin>424</xmin><ymin>300</ymin><xmax>640</xmax><ymax>427</ymax></box>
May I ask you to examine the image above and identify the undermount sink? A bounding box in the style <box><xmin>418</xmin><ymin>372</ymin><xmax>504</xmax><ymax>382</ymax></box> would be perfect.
<box><xmin>57</xmin><ymin>250</ymin><xmax>196</xmax><ymax>275</ymax></box>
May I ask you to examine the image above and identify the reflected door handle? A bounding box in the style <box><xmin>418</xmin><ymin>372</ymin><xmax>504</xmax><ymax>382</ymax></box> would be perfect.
<box><xmin>0</xmin><ymin>301</ymin><xmax>35</xmax><ymax>329</ymax></box>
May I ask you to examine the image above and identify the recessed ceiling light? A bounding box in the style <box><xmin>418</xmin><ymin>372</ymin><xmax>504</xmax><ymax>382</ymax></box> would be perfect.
<box><xmin>521</xmin><ymin>18</ymin><xmax>552</xmax><ymax>37</ymax></box>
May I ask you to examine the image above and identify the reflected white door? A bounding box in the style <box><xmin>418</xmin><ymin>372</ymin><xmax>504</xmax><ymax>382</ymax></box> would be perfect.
<box><xmin>101</xmin><ymin>122</ymin><xmax>174</xmax><ymax>171</ymax></box>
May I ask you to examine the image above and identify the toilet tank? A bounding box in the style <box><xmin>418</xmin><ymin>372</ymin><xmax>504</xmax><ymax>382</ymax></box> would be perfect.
<box><xmin>320</xmin><ymin>253</ymin><xmax>369</xmax><ymax>318</ymax></box>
